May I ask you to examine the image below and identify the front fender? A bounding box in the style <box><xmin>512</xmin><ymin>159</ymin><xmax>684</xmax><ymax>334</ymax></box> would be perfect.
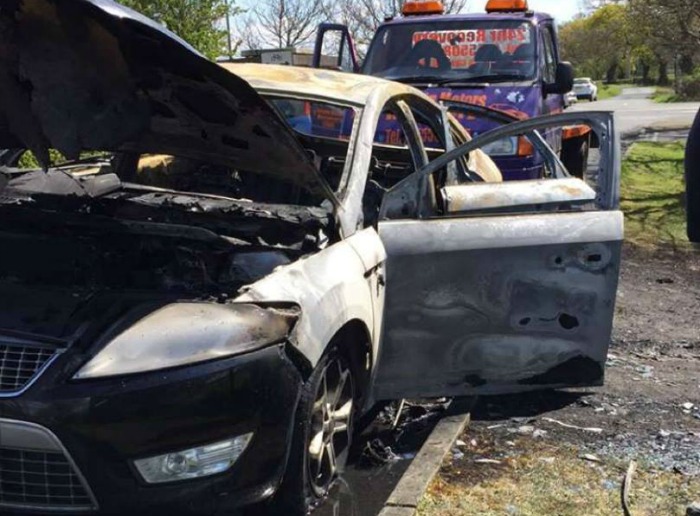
<box><xmin>236</xmin><ymin>232</ymin><xmax>380</xmax><ymax>369</ymax></box>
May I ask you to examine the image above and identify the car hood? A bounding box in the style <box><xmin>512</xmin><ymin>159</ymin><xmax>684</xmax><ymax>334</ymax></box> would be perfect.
<box><xmin>0</xmin><ymin>0</ymin><xmax>337</xmax><ymax>204</ymax></box>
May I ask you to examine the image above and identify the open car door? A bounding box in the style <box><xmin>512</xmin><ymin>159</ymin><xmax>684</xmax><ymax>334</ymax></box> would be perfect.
<box><xmin>372</xmin><ymin>112</ymin><xmax>622</xmax><ymax>401</ymax></box>
<box><xmin>312</xmin><ymin>23</ymin><xmax>360</xmax><ymax>72</ymax></box>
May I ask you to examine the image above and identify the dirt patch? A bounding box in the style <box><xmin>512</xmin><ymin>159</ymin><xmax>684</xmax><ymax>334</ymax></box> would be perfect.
<box><xmin>615</xmin><ymin>245</ymin><xmax>700</xmax><ymax>346</ymax></box>
<box><xmin>420</xmin><ymin>245</ymin><xmax>700</xmax><ymax>515</ymax></box>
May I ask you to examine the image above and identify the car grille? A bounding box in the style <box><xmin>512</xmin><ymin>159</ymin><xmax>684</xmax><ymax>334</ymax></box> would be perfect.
<box><xmin>0</xmin><ymin>448</ymin><xmax>95</xmax><ymax>511</ymax></box>
<box><xmin>0</xmin><ymin>343</ymin><xmax>56</xmax><ymax>394</ymax></box>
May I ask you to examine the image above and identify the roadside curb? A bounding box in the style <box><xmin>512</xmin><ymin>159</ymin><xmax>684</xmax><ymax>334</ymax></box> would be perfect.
<box><xmin>622</xmin><ymin>122</ymin><xmax>693</xmax><ymax>141</ymax></box>
<box><xmin>378</xmin><ymin>398</ymin><xmax>474</xmax><ymax>516</ymax></box>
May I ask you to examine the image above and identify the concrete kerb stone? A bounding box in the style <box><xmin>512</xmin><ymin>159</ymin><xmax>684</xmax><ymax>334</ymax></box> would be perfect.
<box><xmin>621</xmin><ymin>121</ymin><xmax>693</xmax><ymax>142</ymax></box>
<box><xmin>378</xmin><ymin>398</ymin><xmax>474</xmax><ymax>516</ymax></box>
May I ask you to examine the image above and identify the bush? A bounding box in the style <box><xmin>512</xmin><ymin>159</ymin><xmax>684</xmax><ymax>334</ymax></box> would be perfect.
<box><xmin>17</xmin><ymin>149</ymin><xmax>66</xmax><ymax>169</ymax></box>
<box><xmin>674</xmin><ymin>74</ymin><xmax>700</xmax><ymax>101</ymax></box>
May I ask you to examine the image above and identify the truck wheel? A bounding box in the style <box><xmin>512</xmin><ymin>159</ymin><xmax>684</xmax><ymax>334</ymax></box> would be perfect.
<box><xmin>274</xmin><ymin>348</ymin><xmax>356</xmax><ymax>515</ymax></box>
<box><xmin>561</xmin><ymin>134</ymin><xmax>590</xmax><ymax>179</ymax></box>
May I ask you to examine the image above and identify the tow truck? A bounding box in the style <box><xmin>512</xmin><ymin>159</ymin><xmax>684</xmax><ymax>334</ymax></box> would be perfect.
<box><xmin>313</xmin><ymin>0</ymin><xmax>592</xmax><ymax>179</ymax></box>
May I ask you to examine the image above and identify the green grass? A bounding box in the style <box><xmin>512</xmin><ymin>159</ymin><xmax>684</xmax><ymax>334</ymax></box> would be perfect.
<box><xmin>596</xmin><ymin>83</ymin><xmax>633</xmax><ymax>100</ymax></box>
<box><xmin>652</xmin><ymin>87</ymin><xmax>680</xmax><ymax>103</ymax></box>
<box><xmin>620</xmin><ymin>140</ymin><xmax>688</xmax><ymax>249</ymax></box>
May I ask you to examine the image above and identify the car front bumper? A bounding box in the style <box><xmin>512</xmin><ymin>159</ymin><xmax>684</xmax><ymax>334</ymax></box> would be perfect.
<box><xmin>0</xmin><ymin>344</ymin><xmax>302</xmax><ymax>515</ymax></box>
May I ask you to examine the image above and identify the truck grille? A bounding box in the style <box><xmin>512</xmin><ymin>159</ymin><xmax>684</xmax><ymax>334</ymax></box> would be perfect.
<box><xmin>0</xmin><ymin>343</ymin><xmax>56</xmax><ymax>394</ymax></box>
<box><xmin>0</xmin><ymin>448</ymin><xmax>95</xmax><ymax>511</ymax></box>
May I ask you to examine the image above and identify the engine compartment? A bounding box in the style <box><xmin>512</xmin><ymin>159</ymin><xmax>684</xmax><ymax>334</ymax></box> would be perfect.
<box><xmin>0</xmin><ymin>227</ymin><xmax>294</xmax><ymax>296</ymax></box>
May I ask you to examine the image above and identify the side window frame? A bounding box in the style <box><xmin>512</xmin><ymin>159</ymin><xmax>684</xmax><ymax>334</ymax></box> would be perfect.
<box><xmin>541</xmin><ymin>26</ymin><xmax>557</xmax><ymax>84</ymax></box>
<box><xmin>378</xmin><ymin>112</ymin><xmax>619</xmax><ymax>221</ymax></box>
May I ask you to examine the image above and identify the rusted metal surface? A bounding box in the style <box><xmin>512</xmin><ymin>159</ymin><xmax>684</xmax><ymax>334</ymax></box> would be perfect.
<box><xmin>221</xmin><ymin>63</ymin><xmax>423</xmax><ymax>108</ymax></box>
<box><xmin>441</xmin><ymin>177</ymin><xmax>596</xmax><ymax>214</ymax></box>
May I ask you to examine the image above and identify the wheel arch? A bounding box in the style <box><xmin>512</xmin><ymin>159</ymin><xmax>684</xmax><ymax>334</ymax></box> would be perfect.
<box><xmin>328</xmin><ymin>319</ymin><xmax>373</xmax><ymax>410</ymax></box>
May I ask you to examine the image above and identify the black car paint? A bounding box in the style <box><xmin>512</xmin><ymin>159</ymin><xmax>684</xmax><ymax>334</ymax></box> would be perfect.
<box><xmin>0</xmin><ymin>1</ymin><xmax>351</xmax><ymax>512</ymax></box>
<box><xmin>0</xmin><ymin>156</ymin><xmax>331</xmax><ymax>514</ymax></box>
<box><xmin>1</xmin><ymin>345</ymin><xmax>302</xmax><ymax>515</ymax></box>
<box><xmin>0</xmin><ymin>192</ymin><xmax>313</xmax><ymax>512</ymax></box>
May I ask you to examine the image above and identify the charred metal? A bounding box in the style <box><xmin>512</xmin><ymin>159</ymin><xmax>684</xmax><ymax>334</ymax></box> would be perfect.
<box><xmin>0</xmin><ymin>0</ymin><xmax>624</xmax><ymax>513</ymax></box>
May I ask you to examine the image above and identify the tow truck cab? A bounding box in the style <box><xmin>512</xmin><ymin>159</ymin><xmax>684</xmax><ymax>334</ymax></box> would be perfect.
<box><xmin>314</xmin><ymin>0</ymin><xmax>591</xmax><ymax>180</ymax></box>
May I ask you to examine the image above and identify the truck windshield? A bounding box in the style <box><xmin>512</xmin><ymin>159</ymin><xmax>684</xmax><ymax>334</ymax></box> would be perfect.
<box><xmin>363</xmin><ymin>19</ymin><xmax>536</xmax><ymax>83</ymax></box>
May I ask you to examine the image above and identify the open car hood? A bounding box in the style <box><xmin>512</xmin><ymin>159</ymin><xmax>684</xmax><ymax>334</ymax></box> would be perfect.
<box><xmin>0</xmin><ymin>0</ymin><xmax>337</xmax><ymax>204</ymax></box>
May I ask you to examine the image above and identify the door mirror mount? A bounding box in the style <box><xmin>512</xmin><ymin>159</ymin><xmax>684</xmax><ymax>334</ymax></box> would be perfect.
<box><xmin>545</xmin><ymin>62</ymin><xmax>574</xmax><ymax>95</ymax></box>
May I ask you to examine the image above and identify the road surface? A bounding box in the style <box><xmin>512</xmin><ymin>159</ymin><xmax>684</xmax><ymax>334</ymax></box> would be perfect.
<box><xmin>570</xmin><ymin>87</ymin><xmax>699</xmax><ymax>135</ymax></box>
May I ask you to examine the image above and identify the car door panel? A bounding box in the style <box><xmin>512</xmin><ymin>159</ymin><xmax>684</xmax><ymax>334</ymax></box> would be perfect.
<box><xmin>371</xmin><ymin>112</ymin><xmax>622</xmax><ymax>402</ymax></box>
<box><xmin>373</xmin><ymin>211</ymin><xmax>621</xmax><ymax>400</ymax></box>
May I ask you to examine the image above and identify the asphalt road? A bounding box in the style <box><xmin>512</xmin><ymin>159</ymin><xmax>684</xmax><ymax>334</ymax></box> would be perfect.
<box><xmin>570</xmin><ymin>87</ymin><xmax>700</xmax><ymax>135</ymax></box>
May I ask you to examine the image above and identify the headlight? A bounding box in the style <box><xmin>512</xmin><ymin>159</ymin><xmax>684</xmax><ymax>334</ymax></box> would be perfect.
<box><xmin>481</xmin><ymin>136</ymin><xmax>518</xmax><ymax>156</ymax></box>
<box><xmin>134</xmin><ymin>433</ymin><xmax>253</xmax><ymax>484</ymax></box>
<box><xmin>481</xmin><ymin>136</ymin><xmax>534</xmax><ymax>157</ymax></box>
<box><xmin>73</xmin><ymin>303</ymin><xmax>297</xmax><ymax>379</ymax></box>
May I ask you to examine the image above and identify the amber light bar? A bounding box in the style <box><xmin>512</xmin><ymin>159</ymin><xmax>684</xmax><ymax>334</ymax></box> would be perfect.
<box><xmin>485</xmin><ymin>0</ymin><xmax>529</xmax><ymax>13</ymax></box>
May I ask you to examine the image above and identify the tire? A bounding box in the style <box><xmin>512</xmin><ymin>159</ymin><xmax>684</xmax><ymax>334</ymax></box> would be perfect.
<box><xmin>273</xmin><ymin>349</ymin><xmax>356</xmax><ymax>515</ymax></box>
<box><xmin>561</xmin><ymin>134</ymin><xmax>590</xmax><ymax>179</ymax></box>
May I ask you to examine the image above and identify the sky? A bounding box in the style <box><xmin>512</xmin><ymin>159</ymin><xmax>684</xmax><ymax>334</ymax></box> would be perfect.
<box><xmin>467</xmin><ymin>0</ymin><xmax>581</xmax><ymax>23</ymax></box>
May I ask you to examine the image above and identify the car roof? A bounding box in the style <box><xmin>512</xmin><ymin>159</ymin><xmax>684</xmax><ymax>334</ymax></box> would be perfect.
<box><xmin>220</xmin><ymin>63</ymin><xmax>426</xmax><ymax>107</ymax></box>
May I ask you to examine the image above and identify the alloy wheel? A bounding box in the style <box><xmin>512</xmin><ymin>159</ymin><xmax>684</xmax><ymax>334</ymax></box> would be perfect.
<box><xmin>307</xmin><ymin>356</ymin><xmax>354</xmax><ymax>497</ymax></box>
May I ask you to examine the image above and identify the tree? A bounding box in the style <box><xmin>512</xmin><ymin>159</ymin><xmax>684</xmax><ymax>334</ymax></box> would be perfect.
<box><xmin>324</xmin><ymin>0</ymin><xmax>469</xmax><ymax>48</ymax></box>
<box><xmin>578</xmin><ymin>0</ymin><xmax>625</xmax><ymax>12</ymax></box>
<box><xmin>236</xmin><ymin>0</ymin><xmax>469</xmax><ymax>51</ymax></box>
<box><xmin>120</xmin><ymin>0</ymin><xmax>233</xmax><ymax>59</ymax></box>
<box><xmin>236</xmin><ymin>0</ymin><xmax>327</xmax><ymax>49</ymax></box>
<box><xmin>628</xmin><ymin>0</ymin><xmax>700</xmax><ymax>85</ymax></box>
<box><xmin>560</xmin><ymin>4</ymin><xmax>635</xmax><ymax>82</ymax></box>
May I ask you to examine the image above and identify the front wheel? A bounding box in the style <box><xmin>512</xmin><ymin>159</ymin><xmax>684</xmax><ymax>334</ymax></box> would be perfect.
<box><xmin>274</xmin><ymin>350</ymin><xmax>356</xmax><ymax>515</ymax></box>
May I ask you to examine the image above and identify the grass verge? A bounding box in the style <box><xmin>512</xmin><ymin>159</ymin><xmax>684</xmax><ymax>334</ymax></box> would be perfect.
<box><xmin>417</xmin><ymin>439</ymin><xmax>698</xmax><ymax>516</ymax></box>
<box><xmin>652</xmin><ymin>87</ymin><xmax>680</xmax><ymax>103</ymax></box>
<box><xmin>596</xmin><ymin>83</ymin><xmax>633</xmax><ymax>100</ymax></box>
<box><xmin>620</xmin><ymin>140</ymin><xmax>688</xmax><ymax>250</ymax></box>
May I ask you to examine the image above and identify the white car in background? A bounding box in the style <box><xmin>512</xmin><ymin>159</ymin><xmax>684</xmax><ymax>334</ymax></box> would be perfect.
<box><xmin>564</xmin><ymin>90</ymin><xmax>578</xmax><ymax>107</ymax></box>
<box><xmin>573</xmin><ymin>78</ymin><xmax>598</xmax><ymax>101</ymax></box>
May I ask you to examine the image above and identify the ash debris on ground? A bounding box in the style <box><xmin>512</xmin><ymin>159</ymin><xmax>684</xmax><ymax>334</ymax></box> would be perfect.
<box><xmin>359</xmin><ymin>399</ymin><xmax>450</xmax><ymax>467</ymax></box>
<box><xmin>451</xmin><ymin>362</ymin><xmax>700</xmax><ymax>478</ymax></box>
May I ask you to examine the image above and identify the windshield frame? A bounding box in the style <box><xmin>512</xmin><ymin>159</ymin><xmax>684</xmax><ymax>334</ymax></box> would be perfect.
<box><xmin>361</xmin><ymin>18</ymin><xmax>539</xmax><ymax>84</ymax></box>
<box><xmin>263</xmin><ymin>94</ymin><xmax>362</xmax><ymax>201</ymax></box>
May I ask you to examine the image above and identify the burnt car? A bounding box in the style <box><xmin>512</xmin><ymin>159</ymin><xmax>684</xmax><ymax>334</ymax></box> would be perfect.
<box><xmin>0</xmin><ymin>0</ymin><xmax>623</xmax><ymax>515</ymax></box>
